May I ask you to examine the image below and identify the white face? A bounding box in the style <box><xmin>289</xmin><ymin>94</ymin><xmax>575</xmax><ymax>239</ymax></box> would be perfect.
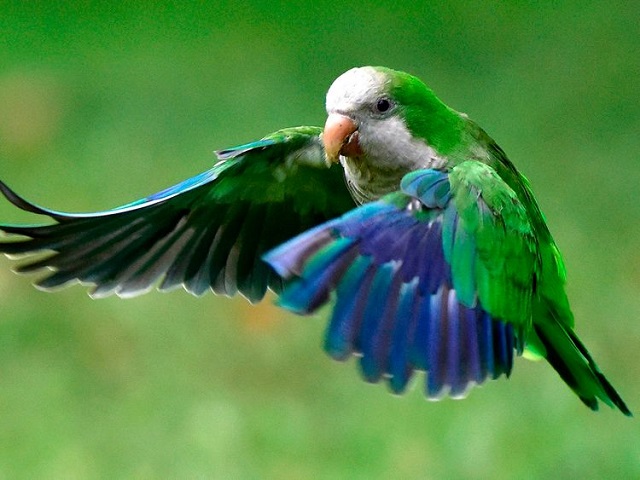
<box><xmin>325</xmin><ymin>67</ymin><xmax>389</xmax><ymax>116</ymax></box>
<box><xmin>325</xmin><ymin>67</ymin><xmax>443</xmax><ymax>174</ymax></box>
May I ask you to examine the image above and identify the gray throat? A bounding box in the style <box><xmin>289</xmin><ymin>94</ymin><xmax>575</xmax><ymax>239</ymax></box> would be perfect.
<box><xmin>341</xmin><ymin>156</ymin><xmax>409</xmax><ymax>204</ymax></box>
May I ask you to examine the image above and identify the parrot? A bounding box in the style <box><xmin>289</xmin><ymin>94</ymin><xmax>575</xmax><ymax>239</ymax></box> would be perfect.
<box><xmin>0</xmin><ymin>66</ymin><xmax>631</xmax><ymax>416</ymax></box>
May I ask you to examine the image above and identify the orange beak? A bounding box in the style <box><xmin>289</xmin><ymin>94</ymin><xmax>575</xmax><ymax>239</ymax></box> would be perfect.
<box><xmin>322</xmin><ymin>113</ymin><xmax>361</xmax><ymax>163</ymax></box>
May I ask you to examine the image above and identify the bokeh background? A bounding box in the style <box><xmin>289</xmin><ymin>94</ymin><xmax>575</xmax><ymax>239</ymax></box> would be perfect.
<box><xmin>0</xmin><ymin>2</ymin><xmax>638</xmax><ymax>478</ymax></box>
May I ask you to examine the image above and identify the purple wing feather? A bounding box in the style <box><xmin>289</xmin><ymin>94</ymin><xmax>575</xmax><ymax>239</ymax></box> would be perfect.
<box><xmin>264</xmin><ymin>170</ymin><xmax>518</xmax><ymax>400</ymax></box>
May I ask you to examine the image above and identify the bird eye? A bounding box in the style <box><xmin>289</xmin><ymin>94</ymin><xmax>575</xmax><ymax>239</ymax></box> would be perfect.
<box><xmin>375</xmin><ymin>98</ymin><xmax>392</xmax><ymax>113</ymax></box>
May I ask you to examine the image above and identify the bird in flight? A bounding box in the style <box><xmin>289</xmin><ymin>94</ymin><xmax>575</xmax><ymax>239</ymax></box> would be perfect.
<box><xmin>0</xmin><ymin>66</ymin><xmax>631</xmax><ymax>416</ymax></box>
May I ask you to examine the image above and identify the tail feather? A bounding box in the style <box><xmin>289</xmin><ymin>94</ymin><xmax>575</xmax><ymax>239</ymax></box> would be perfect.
<box><xmin>534</xmin><ymin>308</ymin><xmax>631</xmax><ymax>416</ymax></box>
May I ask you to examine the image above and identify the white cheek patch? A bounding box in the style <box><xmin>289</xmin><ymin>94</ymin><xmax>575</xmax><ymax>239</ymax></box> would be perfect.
<box><xmin>361</xmin><ymin>116</ymin><xmax>446</xmax><ymax>171</ymax></box>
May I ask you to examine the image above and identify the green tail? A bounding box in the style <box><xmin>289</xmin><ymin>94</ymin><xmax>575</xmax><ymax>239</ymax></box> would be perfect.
<box><xmin>532</xmin><ymin>299</ymin><xmax>631</xmax><ymax>416</ymax></box>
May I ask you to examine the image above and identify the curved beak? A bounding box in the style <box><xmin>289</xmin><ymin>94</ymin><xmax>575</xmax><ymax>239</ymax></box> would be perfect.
<box><xmin>322</xmin><ymin>113</ymin><xmax>361</xmax><ymax>163</ymax></box>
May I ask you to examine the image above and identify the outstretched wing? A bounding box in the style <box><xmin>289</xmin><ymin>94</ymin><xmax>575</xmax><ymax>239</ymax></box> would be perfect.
<box><xmin>0</xmin><ymin>126</ymin><xmax>355</xmax><ymax>302</ymax></box>
<box><xmin>264</xmin><ymin>161</ymin><xmax>539</xmax><ymax>399</ymax></box>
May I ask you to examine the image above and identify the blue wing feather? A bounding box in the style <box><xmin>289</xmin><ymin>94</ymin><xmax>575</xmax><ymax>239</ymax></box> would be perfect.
<box><xmin>446</xmin><ymin>289</ymin><xmax>463</xmax><ymax>396</ymax></box>
<box><xmin>326</xmin><ymin>256</ymin><xmax>377</xmax><ymax>359</ymax></box>
<box><xmin>265</xmin><ymin>168</ymin><xmax>519</xmax><ymax>401</ymax></box>
<box><xmin>276</xmin><ymin>237</ymin><xmax>357</xmax><ymax>314</ymax></box>
<box><xmin>358</xmin><ymin>263</ymin><xmax>398</xmax><ymax>382</ymax></box>
<box><xmin>418</xmin><ymin>219</ymin><xmax>448</xmax><ymax>295</ymax></box>
<box><xmin>388</xmin><ymin>280</ymin><xmax>418</xmax><ymax>393</ymax></box>
<box><xmin>460</xmin><ymin>305</ymin><xmax>483</xmax><ymax>386</ymax></box>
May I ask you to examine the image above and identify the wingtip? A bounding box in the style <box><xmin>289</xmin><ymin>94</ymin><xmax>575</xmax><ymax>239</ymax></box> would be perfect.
<box><xmin>0</xmin><ymin>180</ymin><xmax>24</xmax><ymax>209</ymax></box>
<box><xmin>0</xmin><ymin>180</ymin><xmax>64</xmax><ymax>218</ymax></box>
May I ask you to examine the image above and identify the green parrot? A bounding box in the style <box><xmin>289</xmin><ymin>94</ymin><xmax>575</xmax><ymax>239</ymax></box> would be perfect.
<box><xmin>0</xmin><ymin>66</ymin><xmax>630</xmax><ymax>415</ymax></box>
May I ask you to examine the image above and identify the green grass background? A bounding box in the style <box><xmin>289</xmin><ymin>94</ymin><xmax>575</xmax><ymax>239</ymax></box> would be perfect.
<box><xmin>0</xmin><ymin>2</ymin><xmax>638</xmax><ymax>478</ymax></box>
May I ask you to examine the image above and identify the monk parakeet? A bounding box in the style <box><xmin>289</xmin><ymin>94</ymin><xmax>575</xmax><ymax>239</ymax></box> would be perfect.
<box><xmin>0</xmin><ymin>66</ymin><xmax>630</xmax><ymax>415</ymax></box>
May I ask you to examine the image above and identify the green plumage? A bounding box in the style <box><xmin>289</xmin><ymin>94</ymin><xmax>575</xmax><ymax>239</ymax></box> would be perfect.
<box><xmin>0</xmin><ymin>66</ymin><xmax>630</xmax><ymax>415</ymax></box>
<box><xmin>446</xmin><ymin>161</ymin><xmax>537</xmax><ymax>340</ymax></box>
<box><xmin>0</xmin><ymin>127</ymin><xmax>354</xmax><ymax>302</ymax></box>
<box><xmin>372</xmin><ymin>67</ymin><xmax>629</xmax><ymax>414</ymax></box>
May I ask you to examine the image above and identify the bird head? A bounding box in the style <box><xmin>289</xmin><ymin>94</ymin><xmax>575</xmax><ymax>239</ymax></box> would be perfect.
<box><xmin>322</xmin><ymin>66</ymin><xmax>464</xmax><ymax>172</ymax></box>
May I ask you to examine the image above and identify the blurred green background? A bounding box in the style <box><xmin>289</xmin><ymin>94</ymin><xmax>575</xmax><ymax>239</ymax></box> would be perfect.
<box><xmin>0</xmin><ymin>2</ymin><xmax>638</xmax><ymax>478</ymax></box>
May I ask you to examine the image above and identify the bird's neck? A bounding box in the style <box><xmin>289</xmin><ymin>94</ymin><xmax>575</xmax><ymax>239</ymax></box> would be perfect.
<box><xmin>341</xmin><ymin>155</ymin><xmax>441</xmax><ymax>204</ymax></box>
<box><xmin>340</xmin><ymin>159</ymin><xmax>396</xmax><ymax>204</ymax></box>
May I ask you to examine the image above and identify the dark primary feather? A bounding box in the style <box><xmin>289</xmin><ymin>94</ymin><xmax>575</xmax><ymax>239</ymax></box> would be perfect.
<box><xmin>0</xmin><ymin>127</ymin><xmax>355</xmax><ymax>303</ymax></box>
